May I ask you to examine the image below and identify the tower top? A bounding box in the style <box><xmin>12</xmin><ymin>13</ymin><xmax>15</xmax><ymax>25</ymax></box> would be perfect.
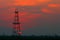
<box><xmin>15</xmin><ymin>9</ymin><xmax>19</xmax><ymax>13</ymax></box>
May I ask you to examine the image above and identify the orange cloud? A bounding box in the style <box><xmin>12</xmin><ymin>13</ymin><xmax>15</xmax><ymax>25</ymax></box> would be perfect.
<box><xmin>14</xmin><ymin>0</ymin><xmax>36</xmax><ymax>6</ymax></box>
<box><xmin>48</xmin><ymin>4</ymin><xmax>60</xmax><ymax>8</ymax></box>
<box><xmin>14</xmin><ymin>0</ymin><xmax>51</xmax><ymax>6</ymax></box>
<box><xmin>41</xmin><ymin>8</ymin><xmax>53</xmax><ymax>14</ymax></box>
<box><xmin>37</xmin><ymin>0</ymin><xmax>51</xmax><ymax>3</ymax></box>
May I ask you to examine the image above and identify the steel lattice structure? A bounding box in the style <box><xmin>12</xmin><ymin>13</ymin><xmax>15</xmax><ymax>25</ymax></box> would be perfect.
<box><xmin>13</xmin><ymin>9</ymin><xmax>21</xmax><ymax>36</ymax></box>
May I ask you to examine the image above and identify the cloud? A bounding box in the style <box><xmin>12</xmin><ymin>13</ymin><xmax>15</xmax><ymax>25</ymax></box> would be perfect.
<box><xmin>48</xmin><ymin>4</ymin><xmax>60</xmax><ymax>8</ymax></box>
<box><xmin>47</xmin><ymin>4</ymin><xmax>60</xmax><ymax>14</ymax></box>
<box><xmin>14</xmin><ymin>0</ymin><xmax>52</xmax><ymax>6</ymax></box>
<box><xmin>41</xmin><ymin>8</ymin><xmax>53</xmax><ymax>14</ymax></box>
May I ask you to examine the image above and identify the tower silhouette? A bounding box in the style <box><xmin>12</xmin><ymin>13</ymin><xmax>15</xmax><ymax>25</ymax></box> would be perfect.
<box><xmin>13</xmin><ymin>9</ymin><xmax>21</xmax><ymax>36</ymax></box>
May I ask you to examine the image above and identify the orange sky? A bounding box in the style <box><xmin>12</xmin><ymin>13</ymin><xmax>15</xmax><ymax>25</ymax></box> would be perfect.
<box><xmin>0</xmin><ymin>0</ymin><xmax>60</xmax><ymax>13</ymax></box>
<box><xmin>14</xmin><ymin>0</ymin><xmax>52</xmax><ymax>6</ymax></box>
<box><xmin>0</xmin><ymin>0</ymin><xmax>60</xmax><ymax>35</ymax></box>
<box><xmin>0</xmin><ymin>0</ymin><xmax>60</xmax><ymax>28</ymax></box>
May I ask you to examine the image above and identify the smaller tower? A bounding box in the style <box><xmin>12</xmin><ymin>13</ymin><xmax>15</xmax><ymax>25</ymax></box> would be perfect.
<box><xmin>13</xmin><ymin>9</ymin><xmax>21</xmax><ymax>36</ymax></box>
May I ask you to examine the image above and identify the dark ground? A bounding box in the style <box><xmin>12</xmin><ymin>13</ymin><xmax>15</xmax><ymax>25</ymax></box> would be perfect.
<box><xmin>0</xmin><ymin>35</ymin><xmax>60</xmax><ymax>40</ymax></box>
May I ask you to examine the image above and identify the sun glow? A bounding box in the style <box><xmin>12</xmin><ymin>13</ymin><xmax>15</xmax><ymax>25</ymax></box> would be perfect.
<box><xmin>14</xmin><ymin>0</ymin><xmax>52</xmax><ymax>6</ymax></box>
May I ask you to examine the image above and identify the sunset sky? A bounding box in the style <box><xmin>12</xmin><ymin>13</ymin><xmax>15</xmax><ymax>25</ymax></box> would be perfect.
<box><xmin>0</xmin><ymin>0</ymin><xmax>60</xmax><ymax>35</ymax></box>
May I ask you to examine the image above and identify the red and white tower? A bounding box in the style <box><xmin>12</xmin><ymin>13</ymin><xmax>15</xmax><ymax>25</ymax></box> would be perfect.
<box><xmin>13</xmin><ymin>9</ymin><xmax>21</xmax><ymax>36</ymax></box>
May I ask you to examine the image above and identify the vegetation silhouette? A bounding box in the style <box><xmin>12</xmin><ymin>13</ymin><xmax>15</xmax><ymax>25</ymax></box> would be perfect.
<box><xmin>0</xmin><ymin>35</ymin><xmax>60</xmax><ymax>40</ymax></box>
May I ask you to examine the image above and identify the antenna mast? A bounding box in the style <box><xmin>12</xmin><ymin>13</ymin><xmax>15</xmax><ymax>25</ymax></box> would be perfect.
<box><xmin>13</xmin><ymin>9</ymin><xmax>21</xmax><ymax>36</ymax></box>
